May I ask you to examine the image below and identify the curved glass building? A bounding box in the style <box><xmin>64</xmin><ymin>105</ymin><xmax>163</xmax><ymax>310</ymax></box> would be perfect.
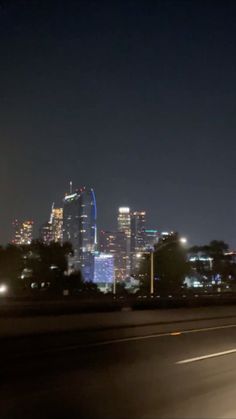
<box><xmin>63</xmin><ymin>186</ymin><xmax>97</xmax><ymax>282</ymax></box>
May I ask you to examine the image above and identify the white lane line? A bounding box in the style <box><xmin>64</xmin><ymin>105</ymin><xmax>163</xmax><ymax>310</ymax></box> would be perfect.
<box><xmin>44</xmin><ymin>323</ymin><xmax>236</xmax><ymax>351</ymax></box>
<box><xmin>84</xmin><ymin>324</ymin><xmax>236</xmax><ymax>348</ymax></box>
<box><xmin>9</xmin><ymin>323</ymin><xmax>236</xmax><ymax>360</ymax></box>
<box><xmin>177</xmin><ymin>323</ymin><xmax>236</xmax><ymax>335</ymax></box>
<box><xmin>177</xmin><ymin>349</ymin><xmax>236</xmax><ymax>364</ymax></box>
<box><xmin>52</xmin><ymin>323</ymin><xmax>236</xmax><ymax>351</ymax></box>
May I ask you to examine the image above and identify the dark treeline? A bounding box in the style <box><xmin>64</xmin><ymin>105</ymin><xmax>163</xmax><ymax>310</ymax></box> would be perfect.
<box><xmin>0</xmin><ymin>241</ymin><xmax>99</xmax><ymax>297</ymax></box>
<box><xmin>0</xmin><ymin>234</ymin><xmax>236</xmax><ymax>298</ymax></box>
<box><xmin>138</xmin><ymin>233</ymin><xmax>236</xmax><ymax>295</ymax></box>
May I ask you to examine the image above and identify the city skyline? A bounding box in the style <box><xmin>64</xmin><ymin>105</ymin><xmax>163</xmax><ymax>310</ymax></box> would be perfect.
<box><xmin>7</xmin><ymin>181</ymin><xmax>235</xmax><ymax>250</ymax></box>
<box><xmin>1</xmin><ymin>1</ymin><xmax>236</xmax><ymax>247</ymax></box>
<box><xmin>9</xmin><ymin>185</ymin><xmax>166</xmax><ymax>246</ymax></box>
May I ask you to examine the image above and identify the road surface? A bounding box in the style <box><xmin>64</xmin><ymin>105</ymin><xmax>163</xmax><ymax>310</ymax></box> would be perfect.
<box><xmin>2</xmin><ymin>314</ymin><xmax>236</xmax><ymax>418</ymax></box>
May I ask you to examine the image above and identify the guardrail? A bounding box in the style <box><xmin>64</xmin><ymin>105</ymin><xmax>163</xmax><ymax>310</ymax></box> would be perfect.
<box><xmin>1</xmin><ymin>291</ymin><xmax>236</xmax><ymax>316</ymax></box>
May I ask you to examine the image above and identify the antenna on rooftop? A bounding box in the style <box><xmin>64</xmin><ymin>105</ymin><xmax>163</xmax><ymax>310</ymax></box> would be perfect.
<box><xmin>69</xmin><ymin>180</ymin><xmax>73</xmax><ymax>194</ymax></box>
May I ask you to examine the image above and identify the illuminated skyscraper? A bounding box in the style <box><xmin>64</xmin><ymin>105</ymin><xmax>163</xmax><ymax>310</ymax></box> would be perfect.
<box><xmin>144</xmin><ymin>229</ymin><xmax>159</xmax><ymax>250</ymax></box>
<box><xmin>118</xmin><ymin>207</ymin><xmax>131</xmax><ymax>235</ymax></box>
<box><xmin>12</xmin><ymin>220</ymin><xmax>21</xmax><ymax>245</ymax></box>
<box><xmin>130</xmin><ymin>211</ymin><xmax>146</xmax><ymax>275</ymax></box>
<box><xmin>99</xmin><ymin>230</ymin><xmax>116</xmax><ymax>255</ymax></box>
<box><xmin>63</xmin><ymin>186</ymin><xmax>97</xmax><ymax>281</ymax></box>
<box><xmin>12</xmin><ymin>220</ymin><xmax>34</xmax><ymax>245</ymax></box>
<box><xmin>39</xmin><ymin>222</ymin><xmax>53</xmax><ymax>244</ymax></box>
<box><xmin>50</xmin><ymin>206</ymin><xmax>63</xmax><ymax>243</ymax></box>
<box><xmin>131</xmin><ymin>211</ymin><xmax>146</xmax><ymax>252</ymax></box>
<box><xmin>116</xmin><ymin>207</ymin><xmax>131</xmax><ymax>278</ymax></box>
<box><xmin>98</xmin><ymin>230</ymin><xmax>128</xmax><ymax>280</ymax></box>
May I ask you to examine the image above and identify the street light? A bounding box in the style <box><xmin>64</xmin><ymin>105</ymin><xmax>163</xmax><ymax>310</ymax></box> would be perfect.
<box><xmin>150</xmin><ymin>251</ymin><xmax>154</xmax><ymax>295</ymax></box>
<box><xmin>179</xmin><ymin>237</ymin><xmax>187</xmax><ymax>245</ymax></box>
<box><xmin>0</xmin><ymin>284</ymin><xmax>8</xmax><ymax>295</ymax></box>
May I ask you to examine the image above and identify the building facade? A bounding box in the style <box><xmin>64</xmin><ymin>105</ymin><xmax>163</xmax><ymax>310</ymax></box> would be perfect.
<box><xmin>12</xmin><ymin>220</ymin><xmax>34</xmax><ymax>245</ymax></box>
<box><xmin>144</xmin><ymin>229</ymin><xmax>159</xmax><ymax>250</ymax></box>
<box><xmin>130</xmin><ymin>211</ymin><xmax>146</xmax><ymax>275</ymax></box>
<box><xmin>131</xmin><ymin>211</ymin><xmax>146</xmax><ymax>253</ymax></box>
<box><xmin>94</xmin><ymin>252</ymin><xmax>114</xmax><ymax>292</ymax></box>
<box><xmin>50</xmin><ymin>206</ymin><xmax>63</xmax><ymax>243</ymax></box>
<box><xmin>63</xmin><ymin>186</ymin><xmax>97</xmax><ymax>281</ymax></box>
<box><xmin>117</xmin><ymin>207</ymin><xmax>131</xmax><ymax>279</ymax></box>
<box><xmin>39</xmin><ymin>222</ymin><xmax>53</xmax><ymax>244</ymax></box>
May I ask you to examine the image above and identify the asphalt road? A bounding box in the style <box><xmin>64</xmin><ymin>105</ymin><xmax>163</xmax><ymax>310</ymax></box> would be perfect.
<box><xmin>2</xmin><ymin>316</ymin><xmax>236</xmax><ymax>418</ymax></box>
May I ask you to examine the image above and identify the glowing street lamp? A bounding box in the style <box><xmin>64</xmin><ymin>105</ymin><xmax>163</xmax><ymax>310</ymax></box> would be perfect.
<box><xmin>179</xmin><ymin>237</ymin><xmax>187</xmax><ymax>245</ymax></box>
<box><xmin>0</xmin><ymin>284</ymin><xmax>8</xmax><ymax>294</ymax></box>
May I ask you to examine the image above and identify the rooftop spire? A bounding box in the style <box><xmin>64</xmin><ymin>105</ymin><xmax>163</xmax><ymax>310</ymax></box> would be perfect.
<box><xmin>69</xmin><ymin>180</ymin><xmax>73</xmax><ymax>194</ymax></box>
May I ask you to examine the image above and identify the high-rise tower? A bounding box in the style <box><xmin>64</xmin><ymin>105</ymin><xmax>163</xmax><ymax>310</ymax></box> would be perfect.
<box><xmin>117</xmin><ymin>207</ymin><xmax>131</xmax><ymax>278</ymax></box>
<box><xmin>131</xmin><ymin>211</ymin><xmax>146</xmax><ymax>253</ymax></box>
<box><xmin>63</xmin><ymin>186</ymin><xmax>97</xmax><ymax>281</ymax></box>
<box><xmin>12</xmin><ymin>220</ymin><xmax>33</xmax><ymax>245</ymax></box>
<box><xmin>50</xmin><ymin>205</ymin><xmax>63</xmax><ymax>243</ymax></box>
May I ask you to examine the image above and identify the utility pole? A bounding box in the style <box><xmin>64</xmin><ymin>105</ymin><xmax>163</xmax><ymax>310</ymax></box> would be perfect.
<box><xmin>150</xmin><ymin>251</ymin><xmax>154</xmax><ymax>295</ymax></box>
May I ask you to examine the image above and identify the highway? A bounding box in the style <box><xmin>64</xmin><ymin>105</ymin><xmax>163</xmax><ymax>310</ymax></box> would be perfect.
<box><xmin>2</xmin><ymin>313</ymin><xmax>236</xmax><ymax>418</ymax></box>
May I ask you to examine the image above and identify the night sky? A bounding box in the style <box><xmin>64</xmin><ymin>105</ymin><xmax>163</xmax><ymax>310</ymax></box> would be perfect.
<box><xmin>1</xmin><ymin>0</ymin><xmax>236</xmax><ymax>246</ymax></box>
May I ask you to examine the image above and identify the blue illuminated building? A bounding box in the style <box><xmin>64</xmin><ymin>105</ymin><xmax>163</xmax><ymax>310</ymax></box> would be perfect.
<box><xmin>94</xmin><ymin>252</ymin><xmax>114</xmax><ymax>291</ymax></box>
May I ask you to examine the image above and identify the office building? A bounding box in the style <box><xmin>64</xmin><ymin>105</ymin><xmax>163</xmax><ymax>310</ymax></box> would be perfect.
<box><xmin>99</xmin><ymin>230</ymin><xmax>127</xmax><ymax>280</ymax></box>
<box><xmin>117</xmin><ymin>207</ymin><xmax>131</xmax><ymax>278</ymax></box>
<box><xmin>118</xmin><ymin>207</ymin><xmax>131</xmax><ymax>235</ymax></box>
<box><xmin>12</xmin><ymin>220</ymin><xmax>34</xmax><ymax>245</ymax></box>
<box><xmin>50</xmin><ymin>206</ymin><xmax>63</xmax><ymax>243</ymax></box>
<box><xmin>12</xmin><ymin>220</ymin><xmax>22</xmax><ymax>245</ymax></box>
<box><xmin>130</xmin><ymin>211</ymin><xmax>146</xmax><ymax>274</ymax></box>
<box><xmin>99</xmin><ymin>230</ymin><xmax>116</xmax><ymax>255</ymax></box>
<box><xmin>39</xmin><ymin>222</ymin><xmax>53</xmax><ymax>244</ymax></box>
<box><xmin>131</xmin><ymin>211</ymin><xmax>146</xmax><ymax>252</ymax></box>
<box><xmin>63</xmin><ymin>186</ymin><xmax>97</xmax><ymax>281</ymax></box>
<box><xmin>144</xmin><ymin>229</ymin><xmax>159</xmax><ymax>250</ymax></box>
<box><xmin>94</xmin><ymin>252</ymin><xmax>114</xmax><ymax>292</ymax></box>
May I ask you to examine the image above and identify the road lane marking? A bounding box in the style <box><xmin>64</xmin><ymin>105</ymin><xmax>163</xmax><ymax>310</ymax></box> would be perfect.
<box><xmin>177</xmin><ymin>349</ymin><xmax>236</xmax><ymax>364</ymax></box>
<box><xmin>80</xmin><ymin>323</ymin><xmax>236</xmax><ymax>348</ymax></box>
<box><xmin>6</xmin><ymin>323</ymin><xmax>236</xmax><ymax>360</ymax></box>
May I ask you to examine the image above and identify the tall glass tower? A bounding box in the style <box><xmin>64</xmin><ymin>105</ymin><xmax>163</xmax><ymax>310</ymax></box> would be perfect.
<box><xmin>63</xmin><ymin>186</ymin><xmax>97</xmax><ymax>281</ymax></box>
<box><xmin>131</xmin><ymin>211</ymin><xmax>146</xmax><ymax>252</ymax></box>
<box><xmin>130</xmin><ymin>211</ymin><xmax>146</xmax><ymax>275</ymax></box>
<box><xmin>117</xmin><ymin>207</ymin><xmax>131</xmax><ymax>278</ymax></box>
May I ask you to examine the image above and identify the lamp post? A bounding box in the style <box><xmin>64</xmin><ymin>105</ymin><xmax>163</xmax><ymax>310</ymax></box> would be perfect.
<box><xmin>136</xmin><ymin>236</ymin><xmax>188</xmax><ymax>297</ymax></box>
<box><xmin>136</xmin><ymin>251</ymin><xmax>154</xmax><ymax>296</ymax></box>
<box><xmin>113</xmin><ymin>274</ymin><xmax>116</xmax><ymax>295</ymax></box>
<box><xmin>150</xmin><ymin>250</ymin><xmax>154</xmax><ymax>295</ymax></box>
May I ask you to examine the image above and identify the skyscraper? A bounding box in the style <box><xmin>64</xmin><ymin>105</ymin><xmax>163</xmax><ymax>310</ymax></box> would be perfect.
<box><xmin>99</xmin><ymin>230</ymin><xmax>116</xmax><ymax>255</ymax></box>
<box><xmin>50</xmin><ymin>206</ymin><xmax>63</xmax><ymax>243</ymax></box>
<box><xmin>130</xmin><ymin>211</ymin><xmax>146</xmax><ymax>275</ymax></box>
<box><xmin>39</xmin><ymin>222</ymin><xmax>53</xmax><ymax>244</ymax></box>
<box><xmin>117</xmin><ymin>207</ymin><xmax>131</xmax><ymax>278</ymax></box>
<box><xmin>12</xmin><ymin>220</ymin><xmax>34</xmax><ymax>245</ymax></box>
<box><xmin>12</xmin><ymin>220</ymin><xmax>21</xmax><ymax>245</ymax></box>
<box><xmin>63</xmin><ymin>186</ymin><xmax>97</xmax><ymax>281</ymax></box>
<box><xmin>117</xmin><ymin>207</ymin><xmax>131</xmax><ymax>235</ymax></box>
<box><xmin>131</xmin><ymin>211</ymin><xmax>146</xmax><ymax>252</ymax></box>
<box><xmin>98</xmin><ymin>230</ymin><xmax>128</xmax><ymax>280</ymax></box>
<box><xmin>144</xmin><ymin>229</ymin><xmax>159</xmax><ymax>250</ymax></box>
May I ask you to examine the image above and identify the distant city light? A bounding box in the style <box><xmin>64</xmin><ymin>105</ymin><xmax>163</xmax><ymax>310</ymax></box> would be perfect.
<box><xmin>119</xmin><ymin>207</ymin><xmax>130</xmax><ymax>213</ymax></box>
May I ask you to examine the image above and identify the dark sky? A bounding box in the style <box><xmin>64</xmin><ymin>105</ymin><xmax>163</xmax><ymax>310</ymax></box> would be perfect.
<box><xmin>1</xmin><ymin>0</ymin><xmax>236</xmax><ymax>246</ymax></box>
